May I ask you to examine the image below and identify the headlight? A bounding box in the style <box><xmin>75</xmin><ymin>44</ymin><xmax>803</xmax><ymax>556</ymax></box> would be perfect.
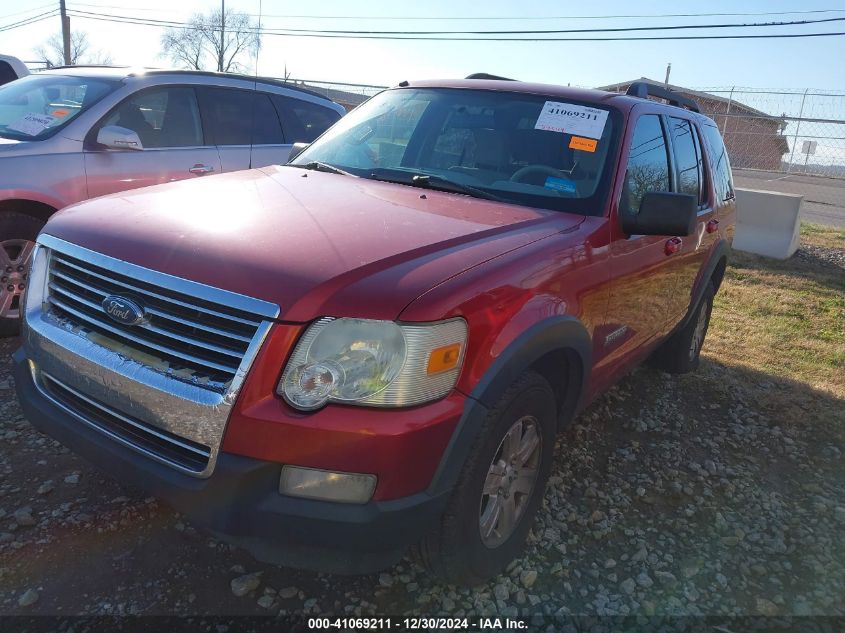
<box><xmin>22</xmin><ymin>244</ymin><xmax>49</xmax><ymax>319</ymax></box>
<box><xmin>279</xmin><ymin>317</ymin><xmax>467</xmax><ymax>411</ymax></box>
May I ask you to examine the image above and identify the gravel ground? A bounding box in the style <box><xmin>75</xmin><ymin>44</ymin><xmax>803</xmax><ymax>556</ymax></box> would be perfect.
<box><xmin>796</xmin><ymin>244</ymin><xmax>845</xmax><ymax>269</ymax></box>
<box><xmin>1</xmin><ymin>333</ymin><xmax>844</xmax><ymax>620</ymax></box>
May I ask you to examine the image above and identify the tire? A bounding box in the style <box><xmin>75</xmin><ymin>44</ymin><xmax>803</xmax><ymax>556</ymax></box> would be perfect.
<box><xmin>0</xmin><ymin>212</ymin><xmax>45</xmax><ymax>337</ymax></box>
<box><xmin>652</xmin><ymin>281</ymin><xmax>715</xmax><ymax>374</ymax></box>
<box><xmin>415</xmin><ymin>371</ymin><xmax>557</xmax><ymax>584</ymax></box>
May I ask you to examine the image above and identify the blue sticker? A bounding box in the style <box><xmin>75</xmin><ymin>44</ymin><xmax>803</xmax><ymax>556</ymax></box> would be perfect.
<box><xmin>544</xmin><ymin>176</ymin><xmax>577</xmax><ymax>194</ymax></box>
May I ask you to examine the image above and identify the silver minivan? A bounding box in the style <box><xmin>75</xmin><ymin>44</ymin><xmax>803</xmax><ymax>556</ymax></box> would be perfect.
<box><xmin>0</xmin><ymin>67</ymin><xmax>345</xmax><ymax>334</ymax></box>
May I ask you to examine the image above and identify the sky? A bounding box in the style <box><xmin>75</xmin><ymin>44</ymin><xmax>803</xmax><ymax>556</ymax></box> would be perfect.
<box><xmin>1</xmin><ymin>0</ymin><xmax>845</xmax><ymax>92</ymax></box>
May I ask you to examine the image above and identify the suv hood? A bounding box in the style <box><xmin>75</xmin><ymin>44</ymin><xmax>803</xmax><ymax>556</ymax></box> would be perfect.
<box><xmin>44</xmin><ymin>166</ymin><xmax>582</xmax><ymax>321</ymax></box>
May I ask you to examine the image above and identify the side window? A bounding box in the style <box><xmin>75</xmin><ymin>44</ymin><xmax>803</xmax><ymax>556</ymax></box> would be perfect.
<box><xmin>272</xmin><ymin>95</ymin><xmax>341</xmax><ymax>143</ymax></box>
<box><xmin>668</xmin><ymin>117</ymin><xmax>703</xmax><ymax>203</ymax></box>
<box><xmin>0</xmin><ymin>61</ymin><xmax>16</xmax><ymax>86</ymax></box>
<box><xmin>253</xmin><ymin>93</ymin><xmax>285</xmax><ymax>145</ymax></box>
<box><xmin>100</xmin><ymin>87</ymin><xmax>203</xmax><ymax>148</ymax></box>
<box><xmin>702</xmin><ymin>125</ymin><xmax>735</xmax><ymax>201</ymax></box>
<box><xmin>624</xmin><ymin>114</ymin><xmax>670</xmax><ymax>213</ymax></box>
<box><xmin>198</xmin><ymin>87</ymin><xmax>253</xmax><ymax>146</ymax></box>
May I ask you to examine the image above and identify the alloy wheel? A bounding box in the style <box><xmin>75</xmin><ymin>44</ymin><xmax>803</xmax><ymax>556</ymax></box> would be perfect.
<box><xmin>479</xmin><ymin>415</ymin><xmax>542</xmax><ymax>548</ymax></box>
<box><xmin>0</xmin><ymin>239</ymin><xmax>35</xmax><ymax>321</ymax></box>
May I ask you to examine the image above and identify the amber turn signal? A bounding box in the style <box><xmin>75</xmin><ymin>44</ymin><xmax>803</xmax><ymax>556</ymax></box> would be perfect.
<box><xmin>427</xmin><ymin>343</ymin><xmax>462</xmax><ymax>375</ymax></box>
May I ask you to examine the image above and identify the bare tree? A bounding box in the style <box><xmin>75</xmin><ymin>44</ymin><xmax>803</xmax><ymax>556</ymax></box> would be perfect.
<box><xmin>34</xmin><ymin>31</ymin><xmax>112</xmax><ymax>67</ymax></box>
<box><xmin>160</xmin><ymin>8</ymin><xmax>261</xmax><ymax>73</ymax></box>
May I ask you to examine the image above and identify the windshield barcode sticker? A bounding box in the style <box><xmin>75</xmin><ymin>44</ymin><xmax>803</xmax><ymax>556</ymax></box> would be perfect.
<box><xmin>535</xmin><ymin>102</ymin><xmax>608</xmax><ymax>139</ymax></box>
<box><xmin>7</xmin><ymin>113</ymin><xmax>57</xmax><ymax>136</ymax></box>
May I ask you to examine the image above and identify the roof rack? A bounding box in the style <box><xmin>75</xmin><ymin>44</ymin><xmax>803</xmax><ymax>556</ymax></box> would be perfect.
<box><xmin>625</xmin><ymin>81</ymin><xmax>700</xmax><ymax>113</ymax></box>
<box><xmin>465</xmin><ymin>73</ymin><xmax>516</xmax><ymax>81</ymax></box>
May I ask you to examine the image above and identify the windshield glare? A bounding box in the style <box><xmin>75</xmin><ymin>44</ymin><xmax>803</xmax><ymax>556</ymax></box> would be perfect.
<box><xmin>292</xmin><ymin>88</ymin><xmax>619</xmax><ymax>214</ymax></box>
<box><xmin>0</xmin><ymin>74</ymin><xmax>118</xmax><ymax>141</ymax></box>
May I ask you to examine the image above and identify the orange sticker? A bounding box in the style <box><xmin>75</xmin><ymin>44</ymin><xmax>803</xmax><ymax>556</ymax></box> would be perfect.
<box><xmin>51</xmin><ymin>109</ymin><xmax>70</xmax><ymax>117</ymax></box>
<box><xmin>569</xmin><ymin>136</ymin><xmax>597</xmax><ymax>152</ymax></box>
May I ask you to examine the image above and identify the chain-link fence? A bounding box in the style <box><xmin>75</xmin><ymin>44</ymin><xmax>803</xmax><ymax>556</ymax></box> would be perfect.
<box><xmin>692</xmin><ymin>87</ymin><xmax>845</xmax><ymax>175</ymax></box>
<box><xmin>281</xmin><ymin>78</ymin><xmax>386</xmax><ymax>111</ymax></box>
<box><xmin>689</xmin><ymin>87</ymin><xmax>845</xmax><ymax>224</ymax></box>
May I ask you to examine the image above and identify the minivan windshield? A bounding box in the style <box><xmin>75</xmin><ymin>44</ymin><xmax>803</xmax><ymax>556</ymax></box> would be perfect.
<box><xmin>291</xmin><ymin>87</ymin><xmax>621</xmax><ymax>215</ymax></box>
<box><xmin>0</xmin><ymin>74</ymin><xmax>118</xmax><ymax>141</ymax></box>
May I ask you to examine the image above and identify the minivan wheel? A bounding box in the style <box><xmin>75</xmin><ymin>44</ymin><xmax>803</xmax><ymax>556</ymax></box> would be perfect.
<box><xmin>652</xmin><ymin>281</ymin><xmax>715</xmax><ymax>374</ymax></box>
<box><xmin>0</xmin><ymin>213</ymin><xmax>45</xmax><ymax>337</ymax></box>
<box><xmin>415</xmin><ymin>371</ymin><xmax>556</xmax><ymax>585</ymax></box>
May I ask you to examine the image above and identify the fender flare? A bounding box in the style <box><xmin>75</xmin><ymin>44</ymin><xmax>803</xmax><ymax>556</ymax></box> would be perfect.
<box><xmin>427</xmin><ymin>316</ymin><xmax>592</xmax><ymax>496</ymax></box>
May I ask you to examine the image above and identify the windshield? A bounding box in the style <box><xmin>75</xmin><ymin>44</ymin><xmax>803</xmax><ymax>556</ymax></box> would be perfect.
<box><xmin>0</xmin><ymin>74</ymin><xmax>119</xmax><ymax>141</ymax></box>
<box><xmin>292</xmin><ymin>87</ymin><xmax>621</xmax><ymax>215</ymax></box>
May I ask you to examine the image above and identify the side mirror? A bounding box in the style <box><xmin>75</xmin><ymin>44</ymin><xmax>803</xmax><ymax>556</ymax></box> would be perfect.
<box><xmin>287</xmin><ymin>142</ymin><xmax>309</xmax><ymax>162</ymax></box>
<box><xmin>621</xmin><ymin>191</ymin><xmax>697</xmax><ymax>236</ymax></box>
<box><xmin>97</xmin><ymin>125</ymin><xmax>144</xmax><ymax>150</ymax></box>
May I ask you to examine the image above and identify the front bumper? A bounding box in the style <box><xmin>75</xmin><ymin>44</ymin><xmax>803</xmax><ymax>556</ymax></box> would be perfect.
<box><xmin>13</xmin><ymin>348</ymin><xmax>450</xmax><ymax>573</ymax></box>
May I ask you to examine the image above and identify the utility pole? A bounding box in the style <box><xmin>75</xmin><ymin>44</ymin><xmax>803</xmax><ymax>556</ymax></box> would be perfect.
<box><xmin>60</xmin><ymin>0</ymin><xmax>71</xmax><ymax>66</ymax></box>
<box><xmin>664</xmin><ymin>63</ymin><xmax>671</xmax><ymax>87</ymax></box>
<box><xmin>218</xmin><ymin>0</ymin><xmax>225</xmax><ymax>72</ymax></box>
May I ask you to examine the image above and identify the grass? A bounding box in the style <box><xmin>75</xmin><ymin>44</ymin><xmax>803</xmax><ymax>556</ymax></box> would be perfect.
<box><xmin>705</xmin><ymin>222</ymin><xmax>845</xmax><ymax>399</ymax></box>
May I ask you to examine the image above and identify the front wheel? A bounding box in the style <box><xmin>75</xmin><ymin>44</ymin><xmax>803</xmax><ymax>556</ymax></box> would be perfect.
<box><xmin>415</xmin><ymin>371</ymin><xmax>556</xmax><ymax>584</ymax></box>
<box><xmin>0</xmin><ymin>212</ymin><xmax>45</xmax><ymax>337</ymax></box>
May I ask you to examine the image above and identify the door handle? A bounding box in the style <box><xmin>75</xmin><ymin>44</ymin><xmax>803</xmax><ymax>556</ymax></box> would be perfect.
<box><xmin>665</xmin><ymin>237</ymin><xmax>683</xmax><ymax>255</ymax></box>
<box><xmin>706</xmin><ymin>219</ymin><xmax>720</xmax><ymax>234</ymax></box>
<box><xmin>189</xmin><ymin>164</ymin><xmax>215</xmax><ymax>175</ymax></box>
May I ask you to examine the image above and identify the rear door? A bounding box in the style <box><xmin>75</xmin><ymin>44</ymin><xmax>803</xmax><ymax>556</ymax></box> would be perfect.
<box><xmin>271</xmin><ymin>95</ymin><xmax>342</xmax><ymax>144</ymax></box>
<box><xmin>84</xmin><ymin>85</ymin><xmax>221</xmax><ymax>198</ymax></box>
<box><xmin>196</xmin><ymin>86</ymin><xmax>253</xmax><ymax>172</ymax></box>
<box><xmin>249</xmin><ymin>92</ymin><xmax>290</xmax><ymax>168</ymax></box>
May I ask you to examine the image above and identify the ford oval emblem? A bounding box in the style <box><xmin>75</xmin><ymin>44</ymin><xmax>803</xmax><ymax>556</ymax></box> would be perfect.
<box><xmin>101</xmin><ymin>295</ymin><xmax>145</xmax><ymax>326</ymax></box>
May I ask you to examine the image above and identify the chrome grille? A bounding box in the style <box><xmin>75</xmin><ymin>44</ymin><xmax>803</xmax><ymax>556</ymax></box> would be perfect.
<box><xmin>39</xmin><ymin>370</ymin><xmax>211</xmax><ymax>473</ymax></box>
<box><xmin>45</xmin><ymin>250</ymin><xmax>264</xmax><ymax>390</ymax></box>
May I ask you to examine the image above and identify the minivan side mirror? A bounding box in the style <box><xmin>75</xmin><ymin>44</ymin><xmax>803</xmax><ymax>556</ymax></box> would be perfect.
<box><xmin>621</xmin><ymin>191</ymin><xmax>697</xmax><ymax>237</ymax></box>
<box><xmin>97</xmin><ymin>125</ymin><xmax>144</xmax><ymax>151</ymax></box>
<box><xmin>287</xmin><ymin>142</ymin><xmax>309</xmax><ymax>162</ymax></box>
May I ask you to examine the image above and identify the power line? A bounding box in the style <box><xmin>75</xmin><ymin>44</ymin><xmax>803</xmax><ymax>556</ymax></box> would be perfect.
<box><xmin>0</xmin><ymin>2</ymin><xmax>56</xmax><ymax>20</ymax></box>
<box><xmin>0</xmin><ymin>9</ymin><xmax>60</xmax><ymax>33</ymax></box>
<box><xmin>181</xmin><ymin>15</ymin><xmax>845</xmax><ymax>36</ymax></box>
<box><xmin>64</xmin><ymin>10</ymin><xmax>845</xmax><ymax>42</ymax></box>
<box><xmin>61</xmin><ymin>4</ymin><xmax>845</xmax><ymax>21</ymax></box>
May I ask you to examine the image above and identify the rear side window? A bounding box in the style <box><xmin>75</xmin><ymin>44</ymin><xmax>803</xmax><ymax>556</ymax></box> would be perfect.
<box><xmin>253</xmin><ymin>93</ymin><xmax>285</xmax><ymax>145</ymax></box>
<box><xmin>99</xmin><ymin>86</ymin><xmax>203</xmax><ymax>148</ymax></box>
<box><xmin>701</xmin><ymin>125</ymin><xmax>734</xmax><ymax>201</ymax></box>
<box><xmin>198</xmin><ymin>87</ymin><xmax>253</xmax><ymax>146</ymax></box>
<box><xmin>624</xmin><ymin>114</ymin><xmax>670</xmax><ymax>213</ymax></box>
<box><xmin>272</xmin><ymin>95</ymin><xmax>341</xmax><ymax>143</ymax></box>
<box><xmin>668</xmin><ymin>117</ymin><xmax>703</xmax><ymax>204</ymax></box>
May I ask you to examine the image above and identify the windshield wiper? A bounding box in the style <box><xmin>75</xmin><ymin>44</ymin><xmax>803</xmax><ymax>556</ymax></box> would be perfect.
<box><xmin>290</xmin><ymin>161</ymin><xmax>353</xmax><ymax>176</ymax></box>
<box><xmin>370</xmin><ymin>172</ymin><xmax>504</xmax><ymax>202</ymax></box>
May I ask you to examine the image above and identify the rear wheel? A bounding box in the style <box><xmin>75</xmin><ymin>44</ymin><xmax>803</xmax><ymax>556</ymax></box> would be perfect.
<box><xmin>0</xmin><ymin>213</ymin><xmax>44</xmax><ymax>337</ymax></box>
<box><xmin>652</xmin><ymin>281</ymin><xmax>715</xmax><ymax>374</ymax></box>
<box><xmin>415</xmin><ymin>371</ymin><xmax>556</xmax><ymax>584</ymax></box>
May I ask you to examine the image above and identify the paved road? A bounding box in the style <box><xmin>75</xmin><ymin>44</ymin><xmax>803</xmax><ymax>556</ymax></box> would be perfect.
<box><xmin>734</xmin><ymin>169</ymin><xmax>845</xmax><ymax>228</ymax></box>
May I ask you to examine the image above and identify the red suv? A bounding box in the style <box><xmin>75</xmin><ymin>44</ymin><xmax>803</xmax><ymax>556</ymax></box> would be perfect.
<box><xmin>14</xmin><ymin>77</ymin><xmax>735</xmax><ymax>583</ymax></box>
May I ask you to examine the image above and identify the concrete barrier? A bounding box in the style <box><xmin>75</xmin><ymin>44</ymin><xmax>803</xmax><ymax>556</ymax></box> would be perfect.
<box><xmin>734</xmin><ymin>188</ymin><xmax>802</xmax><ymax>259</ymax></box>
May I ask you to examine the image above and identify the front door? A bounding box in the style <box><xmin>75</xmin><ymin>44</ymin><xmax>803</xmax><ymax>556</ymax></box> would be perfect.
<box><xmin>664</xmin><ymin>116</ymin><xmax>714</xmax><ymax>318</ymax></box>
<box><xmin>84</xmin><ymin>86</ymin><xmax>220</xmax><ymax>198</ymax></box>
<box><xmin>196</xmin><ymin>87</ymin><xmax>253</xmax><ymax>173</ymax></box>
<box><xmin>601</xmin><ymin>113</ymin><xmax>680</xmax><ymax>373</ymax></box>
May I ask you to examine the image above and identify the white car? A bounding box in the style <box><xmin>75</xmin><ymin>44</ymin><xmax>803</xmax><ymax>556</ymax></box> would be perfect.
<box><xmin>0</xmin><ymin>55</ymin><xmax>29</xmax><ymax>86</ymax></box>
<box><xmin>0</xmin><ymin>66</ymin><xmax>345</xmax><ymax>334</ymax></box>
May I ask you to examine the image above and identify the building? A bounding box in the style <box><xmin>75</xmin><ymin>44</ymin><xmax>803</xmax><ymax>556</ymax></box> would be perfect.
<box><xmin>601</xmin><ymin>78</ymin><xmax>789</xmax><ymax>171</ymax></box>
